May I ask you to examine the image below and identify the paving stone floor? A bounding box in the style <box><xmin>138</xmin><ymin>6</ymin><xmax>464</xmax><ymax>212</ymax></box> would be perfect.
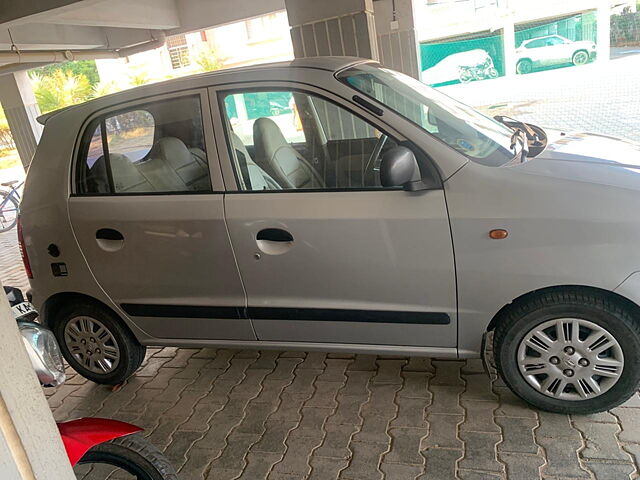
<box><xmin>2</xmin><ymin>229</ymin><xmax>640</xmax><ymax>479</ymax></box>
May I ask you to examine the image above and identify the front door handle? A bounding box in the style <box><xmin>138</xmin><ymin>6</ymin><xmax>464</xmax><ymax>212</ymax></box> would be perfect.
<box><xmin>256</xmin><ymin>228</ymin><xmax>293</xmax><ymax>256</ymax></box>
<box><xmin>96</xmin><ymin>228</ymin><xmax>124</xmax><ymax>252</ymax></box>
<box><xmin>256</xmin><ymin>228</ymin><xmax>293</xmax><ymax>242</ymax></box>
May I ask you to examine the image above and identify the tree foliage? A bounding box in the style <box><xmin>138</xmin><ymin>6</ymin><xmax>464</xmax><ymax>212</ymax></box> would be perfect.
<box><xmin>32</xmin><ymin>60</ymin><xmax>100</xmax><ymax>86</ymax></box>
<box><xmin>30</xmin><ymin>70</ymin><xmax>93</xmax><ymax>113</ymax></box>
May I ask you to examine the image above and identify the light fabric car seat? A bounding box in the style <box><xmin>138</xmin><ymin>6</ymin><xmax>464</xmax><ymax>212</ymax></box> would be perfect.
<box><xmin>230</xmin><ymin>132</ymin><xmax>281</xmax><ymax>191</ymax></box>
<box><xmin>137</xmin><ymin>137</ymin><xmax>209</xmax><ymax>192</ymax></box>
<box><xmin>253</xmin><ymin>117</ymin><xmax>324</xmax><ymax>189</ymax></box>
<box><xmin>109</xmin><ymin>153</ymin><xmax>154</xmax><ymax>193</ymax></box>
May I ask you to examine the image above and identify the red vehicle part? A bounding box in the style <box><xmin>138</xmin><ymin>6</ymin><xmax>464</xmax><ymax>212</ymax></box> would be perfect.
<box><xmin>57</xmin><ymin>417</ymin><xmax>142</xmax><ymax>466</ymax></box>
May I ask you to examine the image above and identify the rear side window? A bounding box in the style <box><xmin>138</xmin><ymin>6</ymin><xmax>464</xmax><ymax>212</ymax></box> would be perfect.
<box><xmin>76</xmin><ymin>95</ymin><xmax>211</xmax><ymax>195</ymax></box>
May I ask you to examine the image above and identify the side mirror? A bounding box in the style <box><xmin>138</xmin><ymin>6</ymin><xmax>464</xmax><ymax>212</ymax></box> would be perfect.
<box><xmin>380</xmin><ymin>146</ymin><xmax>424</xmax><ymax>191</ymax></box>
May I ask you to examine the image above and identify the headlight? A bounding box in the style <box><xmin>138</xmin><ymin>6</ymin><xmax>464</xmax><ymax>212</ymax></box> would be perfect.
<box><xmin>19</xmin><ymin>323</ymin><xmax>66</xmax><ymax>387</ymax></box>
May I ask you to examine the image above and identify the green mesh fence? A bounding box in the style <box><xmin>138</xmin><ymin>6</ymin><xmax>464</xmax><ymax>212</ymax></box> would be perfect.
<box><xmin>420</xmin><ymin>33</ymin><xmax>504</xmax><ymax>86</ymax></box>
<box><xmin>515</xmin><ymin>11</ymin><xmax>597</xmax><ymax>48</ymax></box>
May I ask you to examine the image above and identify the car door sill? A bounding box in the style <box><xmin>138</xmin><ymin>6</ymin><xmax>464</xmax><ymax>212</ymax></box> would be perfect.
<box><xmin>141</xmin><ymin>338</ymin><xmax>463</xmax><ymax>358</ymax></box>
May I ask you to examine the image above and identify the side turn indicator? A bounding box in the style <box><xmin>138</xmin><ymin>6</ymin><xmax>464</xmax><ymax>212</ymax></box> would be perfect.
<box><xmin>489</xmin><ymin>229</ymin><xmax>508</xmax><ymax>240</ymax></box>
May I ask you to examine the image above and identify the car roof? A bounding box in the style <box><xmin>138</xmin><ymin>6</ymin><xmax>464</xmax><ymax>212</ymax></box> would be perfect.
<box><xmin>36</xmin><ymin>56</ymin><xmax>372</xmax><ymax>125</ymax></box>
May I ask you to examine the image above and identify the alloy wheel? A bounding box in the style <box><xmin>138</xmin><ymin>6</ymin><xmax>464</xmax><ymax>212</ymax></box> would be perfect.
<box><xmin>517</xmin><ymin>318</ymin><xmax>624</xmax><ymax>400</ymax></box>
<box><xmin>573</xmin><ymin>51</ymin><xmax>589</xmax><ymax>65</ymax></box>
<box><xmin>64</xmin><ymin>316</ymin><xmax>121</xmax><ymax>374</ymax></box>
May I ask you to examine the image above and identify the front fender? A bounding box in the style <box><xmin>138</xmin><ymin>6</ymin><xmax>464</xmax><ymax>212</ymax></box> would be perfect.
<box><xmin>614</xmin><ymin>272</ymin><xmax>640</xmax><ymax>309</ymax></box>
<box><xmin>57</xmin><ymin>417</ymin><xmax>142</xmax><ymax>466</ymax></box>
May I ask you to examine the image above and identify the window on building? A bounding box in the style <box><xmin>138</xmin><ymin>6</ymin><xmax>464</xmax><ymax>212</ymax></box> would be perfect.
<box><xmin>245</xmin><ymin>14</ymin><xmax>278</xmax><ymax>42</ymax></box>
<box><xmin>167</xmin><ymin>34</ymin><xmax>191</xmax><ymax>69</ymax></box>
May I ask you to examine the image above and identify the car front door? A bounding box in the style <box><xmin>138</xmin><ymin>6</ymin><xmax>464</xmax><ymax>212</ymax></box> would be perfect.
<box><xmin>211</xmin><ymin>83</ymin><xmax>457</xmax><ymax>350</ymax></box>
<box><xmin>68</xmin><ymin>90</ymin><xmax>253</xmax><ymax>342</ymax></box>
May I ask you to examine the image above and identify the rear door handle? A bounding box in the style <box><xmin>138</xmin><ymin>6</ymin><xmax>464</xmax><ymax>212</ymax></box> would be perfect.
<box><xmin>96</xmin><ymin>228</ymin><xmax>124</xmax><ymax>241</ymax></box>
<box><xmin>256</xmin><ymin>228</ymin><xmax>293</xmax><ymax>256</ymax></box>
<box><xmin>256</xmin><ymin>228</ymin><xmax>293</xmax><ymax>242</ymax></box>
<box><xmin>96</xmin><ymin>228</ymin><xmax>124</xmax><ymax>252</ymax></box>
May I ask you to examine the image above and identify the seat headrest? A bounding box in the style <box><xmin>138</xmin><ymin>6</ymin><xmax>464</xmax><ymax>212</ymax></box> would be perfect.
<box><xmin>151</xmin><ymin>137</ymin><xmax>192</xmax><ymax>168</ymax></box>
<box><xmin>253</xmin><ymin>117</ymin><xmax>290</xmax><ymax>158</ymax></box>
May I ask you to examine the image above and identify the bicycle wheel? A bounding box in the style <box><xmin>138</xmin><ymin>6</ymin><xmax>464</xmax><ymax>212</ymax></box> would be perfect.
<box><xmin>0</xmin><ymin>193</ymin><xmax>18</xmax><ymax>232</ymax></box>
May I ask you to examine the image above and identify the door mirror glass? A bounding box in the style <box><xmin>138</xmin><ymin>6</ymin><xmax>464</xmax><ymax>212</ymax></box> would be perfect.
<box><xmin>380</xmin><ymin>146</ymin><xmax>423</xmax><ymax>191</ymax></box>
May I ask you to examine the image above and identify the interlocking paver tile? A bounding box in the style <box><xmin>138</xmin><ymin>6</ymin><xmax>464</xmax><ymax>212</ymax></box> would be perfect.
<box><xmin>340</xmin><ymin>441</ymin><xmax>385</xmax><ymax>480</ymax></box>
<box><xmin>612</xmin><ymin>407</ymin><xmax>640</xmax><ymax>444</ymax></box>
<box><xmin>423</xmin><ymin>414</ymin><xmax>463</xmax><ymax>449</ymax></box>
<box><xmin>309</xmin><ymin>456</ymin><xmax>349</xmax><ymax>479</ymax></box>
<box><xmin>583</xmin><ymin>460</ymin><xmax>635</xmax><ymax>480</ymax></box>
<box><xmin>458</xmin><ymin>431</ymin><xmax>505</xmax><ymax>473</ymax></box>
<box><xmin>499</xmin><ymin>452</ymin><xmax>545</xmax><ymax>479</ymax></box>
<box><xmin>398</xmin><ymin>372</ymin><xmax>431</xmax><ymax>399</ymax></box>
<box><xmin>460</xmin><ymin>399</ymin><xmax>500</xmax><ymax>433</ymax></box>
<box><xmin>315</xmin><ymin>423</ymin><xmax>358</xmax><ymax>459</ymax></box>
<box><xmin>237</xmin><ymin>452</ymin><xmax>284</xmax><ymax>480</ymax></box>
<box><xmin>427</xmin><ymin>385</ymin><xmax>464</xmax><ymax>415</ymax></box>
<box><xmin>495</xmin><ymin>415</ymin><xmax>538</xmax><ymax>453</ymax></box>
<box><xmin>404</xmin><ymin>357</ymin><xmax>435</xmax><ymax>373</ymax></box>
<box><xmin>536</xmin><ymin>435</ymin><xmax>591</xmax><ymax>478</ymax></box>
<box><xmin>430</xmin><ymin>360</ymin><xmax>464</xmax><ymax>386</ymax></box>
<box><xmin>574</xmin><ymin>421</ymin><xmax>630</xmax><ymax>462</ymax></box>
<box><xmin>251</xmin><ymin>421</ymin><xmax>297</xmax><ymax>455</ymax></box>
<box><xmin>420</xmin><ymin>448</ymin><xmax>463</xmax><ymax>480</ymax></box>
<box><xmin>384</xmin><ymin>427</ymin><xmax>428</xmax><ymax>465</ymax></box>
<box><xmin>380</xmin><ymin>462</ymin><xmax>423</xmax><ymax>479</ymax></box>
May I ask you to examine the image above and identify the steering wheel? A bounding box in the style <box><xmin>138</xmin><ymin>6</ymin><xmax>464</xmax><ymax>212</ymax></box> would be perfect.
<box><xmin>365</xmin><ymin>134</ymin><xmax>388</xmax><ymax>180</ymax></box>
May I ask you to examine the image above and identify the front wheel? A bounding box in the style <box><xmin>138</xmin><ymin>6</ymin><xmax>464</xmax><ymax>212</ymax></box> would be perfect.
<box><xmin>75</xmin><ymin>433</ymin><xmax>178</xmax><ymax>479</ymax></box>
<box><xmin>0</xmin><ymin>192</ymin><xmax>18</xmax><ymax>232</ymax></box>
<box><xmin>572</xmin><ymin>50</ymin><xmax>589</xmax><ymax>66</ymax></box>
<box><xmin>494</xmin><ymin>288</ymin><xmax>640</xmax><ymax>414</ymax></box>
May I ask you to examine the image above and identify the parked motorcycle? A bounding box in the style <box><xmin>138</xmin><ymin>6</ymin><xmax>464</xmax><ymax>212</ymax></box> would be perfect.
<box><xmin>5</xmin><ymin>286</ymin><xmax>178</xmax><ymax>480</ymax></box>
<box><xmin>458</xmin><ymin>59</ymin><xmax>499</xmax><ymax>83</ymax></box>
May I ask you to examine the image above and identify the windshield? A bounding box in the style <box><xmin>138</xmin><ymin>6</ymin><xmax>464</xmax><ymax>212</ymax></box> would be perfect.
<box><xmin>337</xmin><ymin>63</ymin><xmax>519</xmax><ymax>166</ymax></box>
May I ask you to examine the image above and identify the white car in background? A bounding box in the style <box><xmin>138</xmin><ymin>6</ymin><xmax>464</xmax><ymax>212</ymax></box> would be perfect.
<box><xmin>516</xmin><ymin>35</ymin><xmax>596</xmax><ymax>74</ymax></box>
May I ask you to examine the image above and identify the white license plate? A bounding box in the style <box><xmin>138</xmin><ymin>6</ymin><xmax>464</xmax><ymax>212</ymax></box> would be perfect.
<box><xmin>11</xmin><ymin>302</ymin><xmax>36</xmax><ymax>319</ymax></box>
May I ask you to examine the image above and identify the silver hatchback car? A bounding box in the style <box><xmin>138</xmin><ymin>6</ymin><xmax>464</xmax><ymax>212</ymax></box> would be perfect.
<box><xmin>20</xmin><ymin>57</ymin><xmax>640</xmax><ymax>413</ymax></box>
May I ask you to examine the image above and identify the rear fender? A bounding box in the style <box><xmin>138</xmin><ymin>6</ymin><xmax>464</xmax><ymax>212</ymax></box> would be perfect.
<box><xmin>57</xmin><ymin>417</ymin><xmax>143</xmax><ymax>466</ymax></box>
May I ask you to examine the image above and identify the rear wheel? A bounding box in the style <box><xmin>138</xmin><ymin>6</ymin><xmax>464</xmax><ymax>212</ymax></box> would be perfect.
<box><xmin>0</xmin><ymin>192</ymin><xmax>18</xmax><ymax>232</ymax></box>
<box><xmin>516</xmin><ymin>59</ymin><xmax>533</xmax><ymax>74</ymax></box>
<box><xmin>75</xmin><ymin>433</ymin><xmax>178</xmax><ymax>479</ymax></box>
<box><xmin>494</xmin><ymin>288</ymin><xmax>640</xmax><ymax>414</ymax></box>
<box><xmin>53</xmin><ymin>302</ymin><xmax>145</xmax><ymax>384</ymax></box>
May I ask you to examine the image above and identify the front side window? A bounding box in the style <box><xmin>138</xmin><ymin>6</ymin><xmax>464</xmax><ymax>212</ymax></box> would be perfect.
<box><xmin>220</xmin><ymin>89</ymin><xmax>400</xmax><ymax>191</ymax></box>
<box><xmin>77</xmin><ymin>95</ymin><xmax>210</xmax><ymax>195</ymax></box>
<box><xmin>338</xmin><ymin>63</ymin><xmax>518</xmax><ymax>167</ymax></box>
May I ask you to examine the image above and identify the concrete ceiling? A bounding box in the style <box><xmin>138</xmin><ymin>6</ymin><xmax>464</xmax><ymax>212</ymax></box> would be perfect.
<box><xmin>0</xmin><ymin>0</ymin><xmax>285</xmax><ymax>70</ymax></box>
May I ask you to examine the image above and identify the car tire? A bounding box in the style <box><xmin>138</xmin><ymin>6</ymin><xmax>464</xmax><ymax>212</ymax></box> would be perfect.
<box><xmin>572</xmin><ymin>50</ymin><xmax>589</xmax><ymax>66</ymax></box>
<box><xmin>53</xmin><ymin>302</ymin><xmax>146</xmax><ymax>385</ymax></box>
<box><xmin>493</xmin><ymin>287</ymin><xmax>640</xmax><ymax>414</ymax></box>
<box><xmin>516</xmin><ymin>59</ymin><xmax>533</xmax><ymax>74</ymax></box>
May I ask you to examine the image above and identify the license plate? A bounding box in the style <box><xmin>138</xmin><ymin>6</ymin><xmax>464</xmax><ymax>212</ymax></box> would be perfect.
<box><xmin>11</xmin><ymin>302</ymin><xmax>36</xmax><ymax>319</ymax></box>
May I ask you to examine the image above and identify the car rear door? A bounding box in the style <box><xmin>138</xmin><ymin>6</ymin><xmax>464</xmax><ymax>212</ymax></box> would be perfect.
<box><xmin>68</xmin><ymin>90</ymin><xmax>253</xmax><ymax>342</ymax></box>
<box><xmin>210</xmin><ymin>82</ymin><xmax>457</xmax><ymax>350</ymax></box>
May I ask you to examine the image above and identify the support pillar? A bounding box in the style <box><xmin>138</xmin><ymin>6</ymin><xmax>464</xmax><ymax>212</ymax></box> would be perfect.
<box><xmin>373</xmin><ymin>0</ymin><xmax>421</xmax><ymax>79</ymax></box>
<box><xmin>0</xmin><ymin>71</ymin><xmax>42</xmax><ymax>170</ymax></box>
<box><xmin>596</xmin><ymin>2</ymin><xmax>611</xmax><ymax>63</ymax></box>
<box><xmin>503</xmin><ymin>18</ymin><xmax>516</xmax><ymax>77</ymax></box>
<box><xmin>284</xmin><ymin>0</ymin><xmax>379</xmax><ymax>61</ymax></box>
<box><xmin>284</xmin><ymin>0</ymin><xmax>421</xmax><ymax>79</ymax></box>
<box><xmin>0</xmin><ymin>280</ymin><xmax>75</xmax><ymax>479</ymax></box>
